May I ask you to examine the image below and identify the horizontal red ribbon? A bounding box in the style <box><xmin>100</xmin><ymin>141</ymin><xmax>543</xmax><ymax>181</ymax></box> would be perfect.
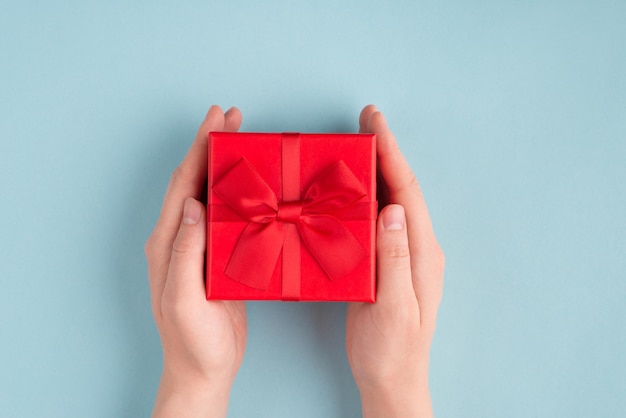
<box><xmin>211</xmin><ymin>157</ymin><xmax>371</xmax><ymax>296</ymax></box>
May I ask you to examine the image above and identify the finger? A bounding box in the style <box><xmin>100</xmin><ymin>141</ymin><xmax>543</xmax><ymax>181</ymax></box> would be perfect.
<box><xmin>359</xmin><ymin>105</ymin><xmax>392</xmax><ymax>206</ymax></box>
<box><xmin>359</xmin><ymin>104</ymin><xmax>377</xmax><ymax>133</ymax></box>
<box><xmin>160</xmin><ymin>198</ymin><xmax>207</xmax><ymax>318</ymax></box>
<box><xmin>148</xmin><ymin>106</ymin><xmax>224</xmax><ymax>270</ymax></box>
<box><xmin>367</xmin><ymin>111</ymin><xmax>444</xmax><ymax>319</ymax></box>
<box><xmin>224</xmin><ymin>106</ymin><xmax>243</xmax><ymax>132</ymax></box>
<box><xmin>146</xmin><ymin>106</ymin><xmax>225</xmax><ymax>308</ymax></box>
<box><xmin>155</xmin><ymin>105</ymin><xmax>225</xmax><ymax>238</ymax></box>
<box><xmin>368</xmin><ymin>110</ymin><xmax>437</xmax><ymax>244</ymax></box>
<box><xmin>376</xmin><ymin>204</ymin><xmax>418</xmax><ymax>311</ymax></box>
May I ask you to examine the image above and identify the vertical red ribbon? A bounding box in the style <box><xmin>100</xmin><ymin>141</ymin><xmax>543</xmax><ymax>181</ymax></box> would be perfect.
<box><xmin>280</xmin><ymin>133</ymin><xmax>301</xmax><ymax>301</ymax></box>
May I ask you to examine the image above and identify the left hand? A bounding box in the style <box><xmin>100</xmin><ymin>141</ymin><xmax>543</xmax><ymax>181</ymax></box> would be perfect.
<box><xmin>346</xmin><ymin>106</ymin><xmax>445</xmax><ymax>417</ymax></box>
<box><xmin>145</xmin><ymin>106</ymin><xmax>247</xmax><ymax>418</ymax></box>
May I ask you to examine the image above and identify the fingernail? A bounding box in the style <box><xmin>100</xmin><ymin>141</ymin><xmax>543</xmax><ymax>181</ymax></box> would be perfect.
<box><xmin>225</xmin><ymin>106</ymin><xmax>235</xmax><ymax>114</ymax></box>
<box><xmin>182</xmin><ymin>198</ymin><xmax>201</xmax><ymax>225</ymax></box>
<box><xmin>382</xmin><ymin>205</ymin><xmax>405</xmax><ymax>230</ymax></box>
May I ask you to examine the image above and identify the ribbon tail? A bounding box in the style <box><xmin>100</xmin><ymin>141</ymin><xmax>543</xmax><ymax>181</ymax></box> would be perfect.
<box><xmin>225</xmin><ymin>222</ymin><xmax>285</xmax><ymax>290</ymax></box>
<box><xmin>298</xmin><ymin>215</ymin><xmax>367</xmax><ymax>281</ymax></box>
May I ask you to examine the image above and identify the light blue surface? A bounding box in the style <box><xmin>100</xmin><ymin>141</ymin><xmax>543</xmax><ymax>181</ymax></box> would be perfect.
<box><xmin>1</xmin><ymin>1</ymin><xmax>625</xmax><ymax>417</ymax></box>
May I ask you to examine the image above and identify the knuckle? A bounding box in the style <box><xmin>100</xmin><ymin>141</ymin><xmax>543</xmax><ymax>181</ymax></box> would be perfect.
<box><xmin>169</xmin><ymin>166</ymin><xmax>184</xmax><ymax>188</ymax></box>
<box><xmin>419</xmin><ymin>241</ymin><xmax>445</xmax><ymax>276</ymax></box>
<box><xmin>408</xmin><ymin>174</ymin><xmax>425</xmax><ymax>198</ymax></box>
<box><xmin>151</xmin><ymin>301</ymin><xmax>163</xmax><ymax>325</ymax></box>
<box><xmin>383</xmin><ymin>241</ymin><xmax>411</xmax><ymax>261</ymax></box>
<box><xmin>432</xmin><ymin>245</ymin><xmax>446</xmax><ymax>272</ymax></box>
<box><xmin>417</xmin><ymin>245</ymin><xmax>446</xmax><ymax>302</ymax></box>
<box><xmin>161</xmin><ymin>293</ymin><xmax>191</xmax><ymax>324</ymax></box>
<box><xmin>144</xmin><ymin>235</ymin><xmax>155</xmax><ymax>259</ymax></box>
<box><xmin>170</xmin><ymin>164</ymin><xmax>193</xmax><ymax>187</ymax></box>
<box><xmin>171</xmin><ymin>235</ymin><xmax>194</xmax><ymax>255</ymax></box>
<box><xmin>170</xmin><ymin>165</ymin><xmax>183</xmax><ymax>183</ymax></box>
<box><xmin>407</xmin><ymin>172</ymin><xmax>419</xmax><ymax>189</ymax></box>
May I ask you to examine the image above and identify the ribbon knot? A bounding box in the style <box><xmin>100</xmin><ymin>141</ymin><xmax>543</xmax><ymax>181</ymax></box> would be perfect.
<box><xmin>277</xmin><ymin>201</ymin><xmax>304</xmax><ymax>223</ymax></box>
<box><xmin>211</xmin><ymin>157</ymin><xmax>369</xmax><ymax>293</ymax></box>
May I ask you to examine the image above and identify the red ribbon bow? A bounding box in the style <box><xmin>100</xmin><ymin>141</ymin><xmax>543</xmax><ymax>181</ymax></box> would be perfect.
<box><xmin>211</xmin><ymin>157</ymin><xmax>368</xmax><ymax>295</ymax></box>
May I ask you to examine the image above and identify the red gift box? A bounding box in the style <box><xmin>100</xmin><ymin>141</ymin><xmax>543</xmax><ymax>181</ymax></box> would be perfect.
<box><xmin>206</xmin><ymin>132</ymin><xmax>376</xmax><ymax>302</ymax></box>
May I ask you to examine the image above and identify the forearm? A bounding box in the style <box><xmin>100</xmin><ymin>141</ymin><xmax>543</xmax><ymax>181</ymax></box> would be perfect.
<box><xmin>152</xmin><ymin>371</ymin><xmax>232</xmax><ymax>418</ymax></box>
<box><xmin>358</xmin><ymin>377</ymin><xmax>433</xmax><ymax>418</ymax></box>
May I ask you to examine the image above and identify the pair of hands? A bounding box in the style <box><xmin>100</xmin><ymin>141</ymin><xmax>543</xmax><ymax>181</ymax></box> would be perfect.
<box><xmin>144</xmin><ymin>105</ymin><xmax>445</xmax><ymax>417</ymax></box>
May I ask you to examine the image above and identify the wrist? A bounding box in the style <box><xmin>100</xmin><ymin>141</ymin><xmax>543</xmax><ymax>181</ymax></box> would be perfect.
<box><xmin>357</xmin><ymin>374</ymin><xmax>432</xmax><ymax>418</ymax></box>
<box><xmin>152</xmin><ymin>368</ymin><xmax>233</xmax><ymax>418</ymax></box>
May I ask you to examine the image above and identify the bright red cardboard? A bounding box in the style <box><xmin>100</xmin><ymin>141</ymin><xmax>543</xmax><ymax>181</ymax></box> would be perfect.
<box><xmin>206</xmin><ymin>132</ymin><xmax>376</xmax><ymax>302</ymax></box>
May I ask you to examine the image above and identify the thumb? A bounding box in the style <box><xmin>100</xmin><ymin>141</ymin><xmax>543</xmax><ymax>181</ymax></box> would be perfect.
<box><xmin>165</xmin><ymin>197</ymin><xmax>207</xmax><ymax>301</ymax></box>
<box><xmin>376</xmin><ymin>204</ymin><xmax>414</xmax><ymax>304</ymax></box>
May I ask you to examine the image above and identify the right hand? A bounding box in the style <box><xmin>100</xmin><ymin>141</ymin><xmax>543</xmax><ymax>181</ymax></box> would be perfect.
<box><xmin>145</xmin><ymin>106</ymin><xmax>247</xmax><ymax>418</ymax></box>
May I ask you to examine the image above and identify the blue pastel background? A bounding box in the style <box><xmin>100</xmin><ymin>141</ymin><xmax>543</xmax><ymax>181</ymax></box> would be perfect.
<box><xmin>1</xmin><ymin>1</ymin><xmax>624</xmax><ymax>417</ymax></box>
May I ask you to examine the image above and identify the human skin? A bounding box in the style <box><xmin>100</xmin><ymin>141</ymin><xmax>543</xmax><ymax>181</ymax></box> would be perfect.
<box><xmin>145</xmin><ymin>105</ymin><xmax>444</xmax><ymax>417</ymax></box>
<box><xmin>145</xmin><ymin>106</ymin><xmax>246</xmax><ymax>418</ymax></box>
<box><xmin>346</xmin><ymin>105</ymin><xmax>445</xmax><ymax>417</ymax></box>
